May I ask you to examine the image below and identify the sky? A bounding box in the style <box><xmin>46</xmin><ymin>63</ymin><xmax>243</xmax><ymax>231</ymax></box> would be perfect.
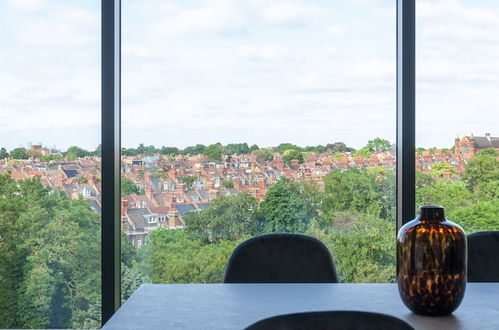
<box><xmin>0</xmin><ymin>0</ymin><xmax>498</xmax><ymax>151</ymax></box>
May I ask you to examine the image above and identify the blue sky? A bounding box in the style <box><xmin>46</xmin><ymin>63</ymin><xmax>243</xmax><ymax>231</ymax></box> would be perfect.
<box><xmin>0</xmin><ymin>0</ymin><xmax>497</xmax><ymax>151</ymax></box>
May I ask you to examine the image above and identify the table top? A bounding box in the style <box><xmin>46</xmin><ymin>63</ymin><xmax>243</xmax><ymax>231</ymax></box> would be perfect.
<box><xmin>103</xmin><ymin>283</ymin><xmax>499</xmax><ymax>330</ymax></box>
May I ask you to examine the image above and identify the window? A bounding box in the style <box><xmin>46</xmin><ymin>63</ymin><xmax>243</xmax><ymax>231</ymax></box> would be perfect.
<box><xmin>0</xmin><ymin>0</ymin><xmax>101</xmax><ymax>328</ymax></box>
<box><xmin>120</xmin><ymin>0</ymin><xmax>396</xmax><ymax>297</ymax></box>
<box><xmin>416</xmin><ymin>0</ymin><xmax>499</xmax><ymax>234</ymax></box>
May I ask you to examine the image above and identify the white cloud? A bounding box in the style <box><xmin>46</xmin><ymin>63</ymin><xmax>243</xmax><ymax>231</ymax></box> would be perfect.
<box><xmin>261</xmin><ymin>2</ymin><xmax>324</xmax><ymax>24</ymax></box>
<box><xmin>327</xmin><ymin>25</ymin><xmax>346</xmax><ymax>37</ymax></box>
<box><xmin>237</xmin><ymin>44</ymin><xmax>299</xmax><ymax>61</ymax></box>
<box><xmin>7</xmin><ymin>0</ymin><xmax>45</xmax><ymax>11</ymax></box>
<box><xmin>151</xmin><ymin>0</ymin><xmax>244</xmax><ymax>38</ymax></box>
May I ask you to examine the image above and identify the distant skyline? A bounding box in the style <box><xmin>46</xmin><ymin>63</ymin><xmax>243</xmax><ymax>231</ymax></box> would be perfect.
<box><xmin>1</xmin><ymin>0</ymin><xmax>498</xmax><ymax>151</ymax></box>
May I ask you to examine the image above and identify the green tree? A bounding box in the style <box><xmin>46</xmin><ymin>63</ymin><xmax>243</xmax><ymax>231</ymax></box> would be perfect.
<box><xmin>282</xmin><ymin>149</ymin><xmax>304</xmax><ymax>165</ymax></box>
<box><xmin>180</xmin><ymin>175</ymin><xmax>197</xmax><ymax>190</ymax></box>
<box><xmin>430</xmin><ymin>162</ymin><xmax>457</xmax><ymax>178</ymax></box>
<box><xmin>0</xmin><ymin>175</ymin><xmax>100</xmax><ymax>328</ymax></box>
<box><xmin>64</xmin><ymin>146</ymin><xmax>91</xmax><ymax>159</ymax></box>
<box><xmin>252</xmin><ymin>149</ymin><xmax>274</xmax><ymax>162</ymax></box>
<box><xmin>0</xmin><ymin>147</ymin><xmax>10</xmax><ymax>159</ymax></box>
<box><xmin>182</xmin><ymin>144</ymin><xmax>206</xmax><ymax>155</ymax></box>
<box><xmin>365</xmin><ymin>138</ymin><xmax>392</xmax><ymax>153</ymax></box>
<box><xmin>259</xmin><ymin>178</ymin><xmax>318</xmax><ymax>233</ymax></box>
<box><xmin>308</xmin><ymin>212</ymin><xmax>395</xmax><ymax>283</ymax></box>
<box><xmin>159</xmin><ymin>146</ymin><xmax>179</xmax><ymax>155</ymax></box>
<box><xmin>10</xmin><ymin>147</ymin><xmax>28</xmax><ymax>159</ymax></box>
<box><xmin>463</xmin><ymin>148</ymin><xmax>499</xmax><ymax>194</ymax></box>
<box><xmin>203</xmin><ymin>143</ymin><xmax>224</xmax><ymax>161</ymax></box>
<box><xmin>221</xmin><ymin>179</ymin><xmax>234</xmax><ymax>189</ymax></box>
<box><xmin>326</xmin><ymin>142</ymin><xmax>354</xmax><ymax>153</ymax></box>
<box><xmin>276</xmin><ymin>143</ymin><xmax>301</xmax><ymax>153</ymax></box>
<box><xmin>41</xmin><ymin>154</ymin><xmax>63</xmax><ymax>162</ymax></box>
<box><xmin>121</xmin><ymin>177</ymin><xmax>140</xmax><ymax>195</ymax></box>
<box><xmin>225</xmin><ymin>143</ymin><xmax>250</xmax><ymax>155</ymax></box>
<box><xmin>185</xmin><ymin>192</ymin><xmax>260</xmax><ymax>243</ymax></box>
<box><xmin>322</xmin><ymin>168</ymin><xmax>382</xmax><ymax>218</ymax></box>
<box><xmin>451</xmin><ymin>200</ymin><xmax>499</xmax><ymax>234</ymax></box>
<box><xmin>353</xmin><ymin>148</ymin><xmax>372</xmax><ymax>159</ymax></box>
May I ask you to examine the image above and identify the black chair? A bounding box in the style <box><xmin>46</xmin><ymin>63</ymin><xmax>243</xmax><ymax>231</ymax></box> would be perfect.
<box><xmin>468</xmin><ymin>231</ymin><xmax>499</xmax><ymax>282</ymax></box>
<box><xmin>245</xmin><ymin>311</ymin><xmax>415</xmax><ymax>330</ymax></box>
<box><xmin>224</xmin><ymin>233</ymin><xmax>338</xmax><ymax>283</ymax></box>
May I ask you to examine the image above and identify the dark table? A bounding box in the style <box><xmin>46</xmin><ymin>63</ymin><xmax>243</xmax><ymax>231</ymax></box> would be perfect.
<box><xmin>103</xmin><ymin>283</ymin><xmax>499</xmax><ymax>329</ymax></box>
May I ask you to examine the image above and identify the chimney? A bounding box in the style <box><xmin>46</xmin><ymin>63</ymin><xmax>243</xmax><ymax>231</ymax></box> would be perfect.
<box><xmin>168</xmin><ymin>168</ymin><xmax>177</xmax><ymax>179</ymax></box>
<box><xmin>88</xmin><ymin>174</ymin><xmax>95</xmax><ymax>186</ymax></box>
<box><xmin>208</xmin><ymin>189</ymin><xmax>219</xmax><ymax>201</ymax></box>
<box><xmin>167</xmin><ymin>209</ymin><xmax>179</xmax><ymax>228</ymax></box>
<box><xmin>145</xmin><ymin>184</ymin><xmax>154</xmax><ymax>199</ymax></box>
<box><xmin>233</xmin><ymin>177</ymin><xmax>242</xmax><ymax>191</ymax></box>
<box><xmin>178</xmin><ymin>181</ymin><xmax>186</xmax><ymax>194</ymax></box>
<box><xmin>166</xmin><ymin>194</ymin><xmax>176</xmax><ymax>208</ymax></box>
<box><xmin>121</xmin><ymin>198</ymin><xmax>128</xmax><ymax>217</ymax></box>
<box><xmin>258</xmin><ymin>176</ymin><xmax>266</xmax><ymax>190</ymax></box>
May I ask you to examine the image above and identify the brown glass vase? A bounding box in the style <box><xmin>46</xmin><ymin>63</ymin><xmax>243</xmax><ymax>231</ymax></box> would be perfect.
<box><xmin>397</xmin><ymin>206</ymin><xmax>467</xmax><ymax>316</ymax></box>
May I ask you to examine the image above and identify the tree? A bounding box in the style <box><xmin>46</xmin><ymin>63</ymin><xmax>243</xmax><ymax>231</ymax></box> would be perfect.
<box><xmin>276</xmin><ymin>143</ymin><xmax>301</xmax><ymax>153</ymax></box>
<box><xmin>353</xmin><ymin>148</ymin><xmax>372</xmax><ymax>159</ymax></box>
<box><xmin>416</xmin><ymin>170</ymin><xmax>436</xmax><ymax>189</ymax></box>
<box><xmin>451</xmin><ymin>200</ymin><xmax>499</xmax><ymax>234</ymax></box>
<box><xmin>225</xmin><ymin>143</ymin><xmax>250</xmax><ymax>155</ymax></box>
<box><xmin>10</xmin><ymin>147</ymin><xmax>28</xmax><ymax>160</ymax></box>
<box><xmin>182</xmin><ymin>144</ymin><xmax>206</xmax><ymax>155</ymax></box>
<box><xmin>463</xmin><ymin>148</ymin><xmax>499</xmax><ymax>193</ymax></box>
<box><xmin>365</xmin><ymin>138</ymin><xmax>392</xmax><ymax>153</ymax></box>
<box><xmin>0</xmin><ymin>148</ymin><xmax>9</xmax><ymax>159</ymax></box>
<box><xmin>307</xmin><ymin>212</ymin><xmax>396</xmax><ymax>283</ymax></box>
<box><xmin>184</xmin><ymin>192</ymin><xmax>260</xmax><ymax>243</ymax></box>
<box><xmin>430</xmin><ymin>162</ymin><xmax>457</xmax><ymax>178</ymax></box>
<box><xmin>252</xmin><ymin>149</ymin><xmax>273</xmax><ymax>162</ymax></box>
<box><xmin>159</xmin><ymin>146</ymin><xmax>179</xmax><ymax>155</ymax></box>
<box><xmin>416</xmin><ymin>181</ymin><xmax>474</xmax><ymax>217</ymax></box>
<box><xmin>64</xmin><ymin>146</ymin><xmax>91</xmax><ymax>159</ymax></box>
<box><xmin>325</xmin><ymin>142</ymin><xmax>354</xmax><ymax>153</ymax></box>
<box><xmin>121</xmin><ymin>177</ymin><xmax>140</xmax><ymax>195</ymax></box>
<box><xmin>282</xmin><ymin>149</ymin><xmax>304</xmax><ymax>165</ymax></box>
<box><xmin>259</xmin><ymin>178</ymin><xmax>319</xmax><ymax>233</ymax></box>
<box><xmin>180</xmin><ymin>175</ymin><xmax>197</xmax><ymax>190</ymax></box>
<box><xmin>40</xmin><ymin>154</ymin><xmax>63</xmax><ymax>162</ymax></box>
<box><xmin>221</xmin><ymin>179</ymin><xmax>233</xmax><ymax>189</ymax></box>
<box><xmin>0</xmin><ymin>175</ymin><xmax>101</xmax><ymax>328</ymax></box>
<box><xmin>322</xmin><ymin>168</ymin><xmax>382</xmax><ymax>218</ymax></box>
<box><xmin>203</xmin><ymin>143</ymin><xmax>223</xmax><ymax>161</ymax></box>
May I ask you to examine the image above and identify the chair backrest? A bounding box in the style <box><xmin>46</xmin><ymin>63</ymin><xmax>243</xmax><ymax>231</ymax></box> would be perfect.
<box><xmin>468</xmin><ymin>231</ymin><xmax>499</xmax><ymax>282</ymax></box>
<box><xmin>244</xmin><ymin>311</ymin><xmax>415</xmax><ymax>330</ymax></box>
<box><xmin>224</xmin><ymin>233</ymin><xmax>338</xmax><ymax>283</ymax></box>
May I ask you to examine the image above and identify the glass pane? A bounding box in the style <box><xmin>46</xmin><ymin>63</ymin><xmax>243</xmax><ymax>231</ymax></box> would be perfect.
<box><xmin>0</xmin><ymin>1</ymin><xmax>101</xmax><ymax>328</ymax></box>
<box><xmin>416</xmin><ymin>0</ymin><xmax>499</xmax><ymax>233</ymax></box>
<box><xmin>122</xmin><ymin>0</ymin><xmax>396</xmax><ymax>294</ymax></box>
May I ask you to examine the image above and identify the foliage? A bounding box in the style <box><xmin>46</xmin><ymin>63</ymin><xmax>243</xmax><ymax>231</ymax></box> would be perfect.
<box><xmin>259</xmin><ymin>178</ymin><xmax>318</xmax><ymax>233</ymax></box>
<box><xmin>416</xmin><ymin>181</ymin><xmax>475</xmax><ymax>217</ymax></box>
<box><xmin>225</xmin><ymin>143</ymin><xmax>250</xmax><ymax>155</ymax></box>
<box><xmin>308</xmin><ymin>212</ymin><xmax>396</xmax><ymax>283</ymax></box>
<box><xmin>463</xmin><ymin>148</ymin><xmax>499</xmax><ymax>194</ymax></box>
<box><xmin>252</xmin><ymin>148</ymin><xmax>274</xmax><ymax>162</ymax></box>
<box><xmin>430</xmin><ymin>162</ymin><xmax>457</xmax><ymax>178</ymax></box>
<box><xmin>184</xmin><ymin>192</ymin><xmax>260</xmax><ymax>243</ymax></box>
<box><xmin>282</xmin><ymin>149</ymin><xmax>304</xmax><ymax>165</ymax></box>
<box><xmin>10</xmin><ymin>147</ymin><xmax>28</xmax><ymax>159</ymax></box>
<box><xmin>203</xmin><ymin>143</ymin><xmax>224</xmax><ymax>161</ymax></box>
<box><xmin>415</xmin><ymin>170</ymin><xmax>436</xmax><ymax>189</ymax></box>
<box><xmin>41</xmin><ymin>154</ymin><xmax>63</xmax><ymax>162</ymax></box>
<box><xmin>451</xmin><ymin>200</ymin><xmax>499</xmax><ymax>234</ymax></box>
<box><xmin>183</xmin><ymin>144</ymin><xmax>206</xmax><ymax>156</ymax></box>
<box><xmin>325</xmin><ymin>142</ymin><xmax>354</xmax><ymax>153</ymax></box>
<box><xmin>0</xmin><ymin>175</ymin><xmax>100</xmax><ymax>328</ymax></box>
<box><xmin>365</xmin><ymin>138</ymin><xmax>392</xmax><ymax>153</ymax></box>
<box><xmin>353</xmin><ymin>148</ymin><xmax>372</xmax><ymax>159</ymax></box>
<box><xmin>122</xmin><ymin>177</ymin><xmax>140</xmax><ymax>195</ymax></box>
<box><xmin>64</xmin><ymin>146</ymin><xmax>91</xmax><ymax>159</ymax></box>
<box><xmin>322</xmin><ymin>168</ymin><xmax>385</xmax><ymax>219</ymax></box>
<box><xmin>180</xmin><ymin>175</ymin><xmax>197</xmax><ymax>190</ymax></box>
<box><xmin>0</xmin><ymin>147</ymin><xmax>10</xmax><ymax>159</ymax></box>
<box><xmin>221</xmin><ymin>179</ymin><xmax>234</xmax><ymax>189</ymax></box>
<box><xmin>276</xmin><ymin>143</ymin><xmax>301</xmax><ymax>153</ymax></box>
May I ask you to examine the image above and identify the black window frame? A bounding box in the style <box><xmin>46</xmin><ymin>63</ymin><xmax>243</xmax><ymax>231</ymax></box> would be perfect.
<box><xmin>101</xmin><ymin>0</ymin><xmax>416</xmax><ymax>325</ymax></box>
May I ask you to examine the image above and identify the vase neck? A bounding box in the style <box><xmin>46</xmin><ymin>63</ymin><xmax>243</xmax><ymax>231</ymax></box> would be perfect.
<box><xmin>418</xmin><ymin>206</ymin><xmax>445</xmax><ymax>223</ymax></box>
